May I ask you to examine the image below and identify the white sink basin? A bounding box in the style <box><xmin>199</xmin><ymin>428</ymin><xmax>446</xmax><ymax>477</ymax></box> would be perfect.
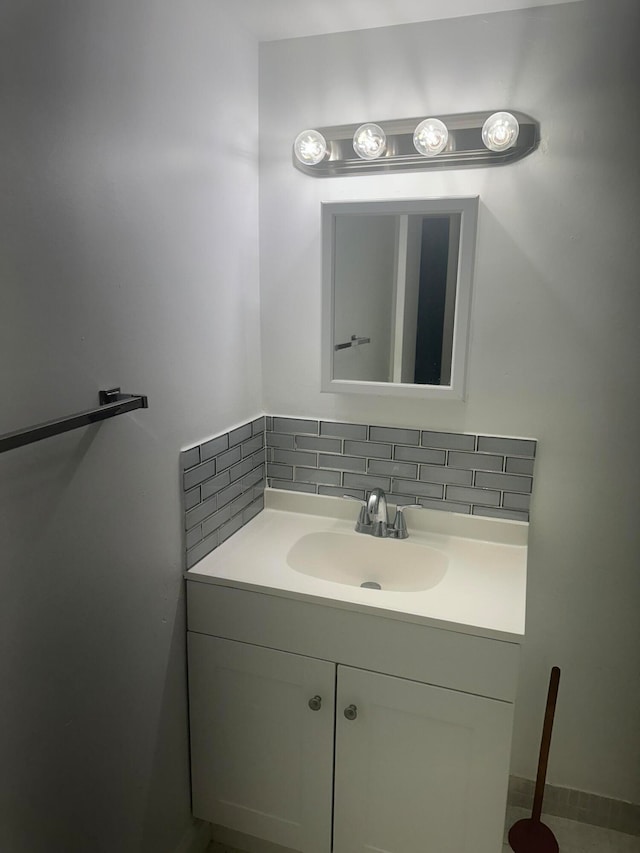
<box><xmin>286</xmin><ymin>530</ymin><xmax>448</xmax><ymax>592</ymax></box>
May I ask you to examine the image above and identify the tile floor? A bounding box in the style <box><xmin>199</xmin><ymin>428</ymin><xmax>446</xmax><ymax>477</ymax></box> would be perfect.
<box><xmin>503</xmin><ymin>806</ymin><xmax>640</xmax><ymax>852</ymax></box>
<box><xmin>205</xmin><ymin>807</ymin><xmax>640</xmax><ymax>853</ymax></box>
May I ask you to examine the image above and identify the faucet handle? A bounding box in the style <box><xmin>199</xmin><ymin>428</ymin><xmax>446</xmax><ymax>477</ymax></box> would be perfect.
<box><xmin>392</xmin><ymin>503</ymin><xmax>422</xmax><ymax>539</ymax></box>
<box><xmin>343</xmin><ymin>495</ymin><xmax>371</xmax><ymax>532</ymax></box>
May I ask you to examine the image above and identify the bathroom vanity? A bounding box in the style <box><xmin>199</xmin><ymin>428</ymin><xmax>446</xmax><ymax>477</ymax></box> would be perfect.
<box><xmin>185</xmin><ymin>490</ymin><xmax>527</xmax><ymax>853</ymax></box>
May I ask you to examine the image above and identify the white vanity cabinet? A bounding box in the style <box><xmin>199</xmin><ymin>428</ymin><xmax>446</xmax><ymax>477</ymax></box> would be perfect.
<box><xmin>186</xmin><ymin>580</ymin><xmax>518</xmax><ymax>853</ymax></box>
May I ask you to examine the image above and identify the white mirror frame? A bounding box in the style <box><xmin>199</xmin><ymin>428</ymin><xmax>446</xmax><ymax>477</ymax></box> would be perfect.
<box><xmin>321</xmin><ymin>197</ymin><xmax>479</xmax><ymax>400</ymax></box>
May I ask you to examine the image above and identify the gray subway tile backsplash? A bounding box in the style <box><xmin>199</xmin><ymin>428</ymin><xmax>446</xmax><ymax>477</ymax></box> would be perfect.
<box><xmin>201</xmin><ymin>434</ymin><xmax>228</xmax><ymax>461</ymax></box>
<box><xmin>394</xmin><ymin>445</ymin><xmax>446</xmax><ymax>465</ymax></box>
<box><xmin>477</xmin><ymin>435</ymin><xmax>536</xmax><ymax>457</ymax></box>
<box><xmin>273</xmin><ymin>416</ymin><xmax>318</xmax><ymax>435</ymax></box>
<box><xmin>447</xmin><ymin>451</ymin><xmax>504</xmax><ymax>471</ymax></box>
<box><xmin>182</xmin><ymin>415</ymin><xmax>537</xmax><ymax>569</ymax></box>
<box><xmin>370</xmin><ymin>425</ymin><xmax>420</xmax><ymax>446</ymax></box>
<box><xmin>368</xmin><ymin>459</ymin><xmax>419</xmax><ymax>479</ymax></box>
<box><xmin>505</xmin><ymin>456</ymin><xmax>536</xmax><ymax>475</ymax></box>
<box><xmin>181</xmin><ymin>417</ymin><xmax>267</xmax><ymax>569</ymax></box>
<box><xmin>320</xmin><ymin>420</ymin><xmax>367</xmax><ymax>440</ymax></box>
<box><xmin>421</xmin><ymin>430</ymin><xmax>476</xmax><ymax>451</ymax></box>
<box><xmin>266</xmin><ymin>417</ymin><xmax>536</xmax><ymax>523</ymax></box>
<box><xmin>474</xmin><ymin>471</ymin><xmax>533</xmax><ymax>493</ymax></box>
<box><xmin>447</xmin><ymin>485</ymin><xmax>501</xmax><ymax>506</ymax></box>
<box><xmin>296</xmin><ymin>434</ymin><xmax>342</xmax><ymax>453</ymax></box>
<box><xmin>344</xmin><ymin>439</ymin><xmax>392</xmax><ymax>459</ymax></box>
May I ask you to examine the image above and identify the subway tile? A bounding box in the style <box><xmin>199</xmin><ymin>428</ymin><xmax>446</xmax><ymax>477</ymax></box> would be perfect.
<box><xmin>243</xmin><ymin>495</ymin><xmax>264</xmax><ymax>524</ymax></box>
<box><xmin>273</xmin><ymin>448</ymin><xmax>318</xmax><ymax>467</ymax></box>
<box><xmin>216</xmin><ymin>481</ymin><xmax>243</xmax><ymax>509</ymax></box>
<box><xmin>344</xmin><ymin>440</ymin><xmax>392</xmax><ymax>459</ymax></box>
<box><xmin>448</xmin><ymin>451</ymin><xmax>504</xmax><ymax>471</ymax></box>
<box><xmin>421</xmin><ymin>498</ymin><xmax>471</xmax><ymax>514</ymax></box>
<box><xmin>318</xmin><ymin>486</ymin><xmax>365</xmax><ymax>500</ymax></box>
<box><xmin>185</xmin><ymin>525</ymin><xmax>202</xmax><ymax>550</ymax></box>
<box><xmin>320</xmin><ymin>420</ymin><xmax>367</xmax><ymax>440</ymax></box>
<box><xmin>230</xmin><ymin>489</ymin><xmax>257</xmax><ymax>517</ymax></box>
<box><xmin>319</xmin><ymin>453</ymin><xmax>366</xmax><ymax>473</ymax></box>
<box><xmin>267</xmin><ymin>432</ymin><xmax>295</xmax><ymax>449</ymax></box>
<box><xmin>184</xmin><ymin>486</ymin><xmax>201</xmax><ymax>511</ymax></box>
<box><xmin>343</xmin><ymin>472</ymin><xmax>392</xmax><ymax>492</ymax></box>
<box><xmin>229</xmin><ymin>456</ymin><xmax>257</xmax><ymax>483</ymax></box>
<box><xmin>180</xmin><ymin>446</ymin><xmax>200</xmax><ymax>470</ymax></box>
<box><xmin>505</xmin><ymin>456</ymin><xmax>535</xmax><ymax>475</ymax></box>
<box><xmin>229</xmin><ymin>423</ymin><xmax>252</xmax><ymax>447</ymax></box>
<box><xmin>241</xmin><ymin>434</ymin><xmax>264</xmax><ymax>458</ymax></box>
<box><xmin>186</xmin><ymin>531</ymin><xmax>219</xmax><ymax>569</ymax></box>
<box><xmin>368</xmin><ymin>459</ymin><xmax>419</xmax><ymax>479</ymax></box>
<box><xmin>201</xmin><ymin>470</ymin><xmax>231</xmax><ymax>501</ymax></box>
<box><xmin>420</xmin><ymin>465</ymin><xmax>473</xmax><ymax>486</ymax></box>
<box><xmin>267</xmin><ymin>462</ymin><xmax>293</xmax><ymax>480</ymax></box>
<box><xmin>184</xmin><ymin>460</ymin><xmax>215</xmax><ymax>491</ymax></box>
<box><xmin>394</xmin><ymin>445</ymin><xmax>445</xmax><ymax>465</ymax></box>
<box><xmin>472</xmin><ymin>506</ymin><xmax>529</xmax><ymax>522</ymax></box>
<box><xmin>270</xmin><ymin>479</ymin><xmax>317</xmax><ymax>494</ymax></box>
<box><xmin>389</xmin><ymin>493</ymin><xmax>430</xmax><ymax>507</ymax></box>
<box><xmin>216</xmin><ymin>446</ymin><xmax>242</xmax><ymax>472</ymax></box>
<box><xmin>185</xmin><ymin>495</ymin><xmax>217</xmax><ymax>530</ymax></box>
<box><xmin>477</xmin><ymin>435</ymin><xmax>536</xmax><ymax>457</ymax></box>
<box><xmin>421</xmin><ymin>430</ymin><xmax>475</xmax><ymax>451</ymax></box>
<box><xmin>201</xmin><ymin>504</ymin><xmax>232</xmax><ymax>538</ymax></box>
<box><xmin>251</xmin><ymin>416</ymin><xmax>265</xmax><ymax>436</ymax></box>
<box><xmin>219</xmin><ymin>513</ymin><xmax>244</xmax><ymax>544</ymax></box>
<box><xmin>273</xmin><ymin>416</ymin><xmax>319</xmax><ymax>435</ymax></box>
<box><xmin>392</xmin><ymin>479</ymin><xmax>444</xmax><ymax>499</ymax></box>
<box><xmin>265</xmin><ymin>416</ymin><xmax>273</xmax><ymax>430</ymax></box>
<box><xmin>251</xmin><ymin>449</ymin><xmax>266</xmax><ymax>468</ymax></box>
<box><xmin>296</xmin><ymin>434</ymin><xmax>342</xmax><ymax>453</ymax></box>
<box><xmin>475</xmin><ymin>471</ymin><xmax>533</xmax><ymax>493</ymax></box>
<box><xmin>446</xmin><ymin>485</ymin><xmax>501</xmax><ymax>506</ymax></box>
<box><xmin>242</xmin><ymin>466</ymin><xmax>264</xmax><ymax>490</ymax></box>
<box><xmin>503</xmin><ymin>492</ymin><xmax>531</xmax><ymax>511</ymax></box>
<box><xmin>370</xmin><ymin>425</ymin><xmax>420</xmax><ymax>445</ymax></box>
<box><xmin>294</xmin><ymin>467</ymin><xmax>342</xmax><ymax>486</ymax></box>
<box><xmin>201</xmin><ymin>434</ymin><xmax>229</xmax><ymax>461</ymax></box>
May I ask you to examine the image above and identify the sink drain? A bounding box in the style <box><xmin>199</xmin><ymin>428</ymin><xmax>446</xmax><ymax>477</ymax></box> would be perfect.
<box><xmin>360</xmin><ymin>581</ymin><xmax>382</xmax><ymax>590</ymax></box>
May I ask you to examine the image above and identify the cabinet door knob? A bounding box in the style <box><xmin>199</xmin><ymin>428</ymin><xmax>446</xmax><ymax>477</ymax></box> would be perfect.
<box><xmin>344</xmin><ymin>704</ymin><xmax>358</xmax><ymax>721</ymax></box>
<box><xmin>308</xmin><ymin>695</ymin><xmax>322</xmax><ymax>711</ymax></box>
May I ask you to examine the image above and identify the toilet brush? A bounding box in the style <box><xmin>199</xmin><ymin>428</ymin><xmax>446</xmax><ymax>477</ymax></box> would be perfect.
<box><xmin>508</xmin><ymin>666</ymin><xmax>561</xmax><ymax>853</ymax></box>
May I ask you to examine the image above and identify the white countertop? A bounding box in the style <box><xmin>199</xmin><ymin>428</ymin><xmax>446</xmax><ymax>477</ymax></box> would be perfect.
<box><xmin>185</xmin><ymin>490</ymin><xmax>527</xmax><ymax>642</ymax></box>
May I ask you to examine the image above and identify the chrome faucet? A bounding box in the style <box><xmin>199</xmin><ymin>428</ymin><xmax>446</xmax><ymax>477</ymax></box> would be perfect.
<box><xmin>367</xmin><ymin>487</ymin><xmax>389</xmax><ymax>537</ymax></box>
<box><xmin>346</xmin><ymin>488</ymin><xmax>420</xmax><ymax>539</ymax></box>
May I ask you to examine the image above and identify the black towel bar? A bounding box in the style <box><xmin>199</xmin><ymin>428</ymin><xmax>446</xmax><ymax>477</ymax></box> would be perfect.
<box><xmin>0</xmin><ymin>388</ymin><xmax>148</xmax><ymax>453</ymax></box>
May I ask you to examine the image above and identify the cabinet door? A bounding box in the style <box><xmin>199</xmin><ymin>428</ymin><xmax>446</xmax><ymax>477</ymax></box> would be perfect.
<box><xmin>333</xmin><ymin>665</ymin><xmax>513</xmax><ymax>853</ymax></box>
<box><xmin>188</xmin><ymin>633</ymin><xmax>335</xmax><ymax>853</ymax></box>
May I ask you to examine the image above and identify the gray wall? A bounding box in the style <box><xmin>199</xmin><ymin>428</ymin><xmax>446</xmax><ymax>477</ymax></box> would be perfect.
<box><xmin>0</xmin><ymin>2</ymin><xmax>261</xmax><ymax>851</ymax></box>
<box><xmin>259</xmin><ymin>1</ymin><xmax>640</xmax><ymax>802</ymax></box>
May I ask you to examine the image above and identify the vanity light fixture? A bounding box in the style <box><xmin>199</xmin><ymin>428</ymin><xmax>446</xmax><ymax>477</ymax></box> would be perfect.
<box><xmin>292</xmin><ymin>109</ymin><xmax>538</xmax><ymax>176</ymax></box>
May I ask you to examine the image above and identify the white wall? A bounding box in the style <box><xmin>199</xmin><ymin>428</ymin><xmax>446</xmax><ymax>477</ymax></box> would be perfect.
<box><xmin>0</xmin><ymin>2</ymin><xmax>260</xmax><ymax>851</ymax></box>
<box><xmin>259</xmin><ymin>0</ymin><xmax>640</xmax><ymax>802</ymax></box>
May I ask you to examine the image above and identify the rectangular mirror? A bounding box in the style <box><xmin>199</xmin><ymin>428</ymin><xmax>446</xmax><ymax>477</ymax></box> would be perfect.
<box><xmin>321</xmin><ymin>197</ymin><xmax>478</xmax><ymax>399</ymax></box>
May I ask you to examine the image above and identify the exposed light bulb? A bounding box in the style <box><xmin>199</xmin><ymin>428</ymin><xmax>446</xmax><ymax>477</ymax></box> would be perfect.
<box><xmin>482</xmin><ymin>112</ymin><xmax>519</xmax><ymax>152</ymax></box>
<box><xmin>353</xmin><ymin>123</ymin><xmax>387</xmax><ymax>160</ymax></box>
<box><xmin>413</xmin><ymin>118</ymin><xmax>449</xmax><ymax>157</ymax></box>
<box><xmin>294</xmin><ymin>129</ymin><xmax>328</xmax><ymax>165</ymax></box>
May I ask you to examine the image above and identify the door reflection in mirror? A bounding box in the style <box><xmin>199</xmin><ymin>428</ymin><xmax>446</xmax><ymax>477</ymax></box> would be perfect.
<box><xmin>322</xmin><ymin>198</ymin><xmax>478</xmax><ymax>400</ymax></box>
<box><xmin>333</xmin><ymin>213</ymin><xmax>460</xmax><ymax>386</ymax></box>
